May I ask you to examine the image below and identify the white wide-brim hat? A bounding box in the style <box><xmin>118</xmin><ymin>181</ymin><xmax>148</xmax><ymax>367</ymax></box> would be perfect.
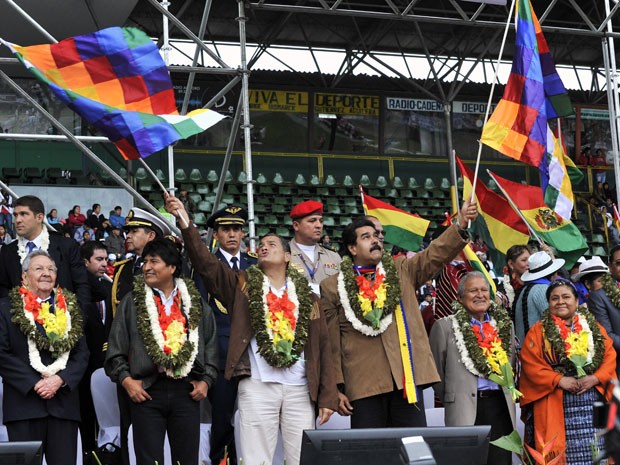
<box><xmin>521</xmin><ymin>251</ymin><xmax>566</xmax><ymax>282</ymax></box>
<box><xmin>572</xmin><ymin>256</ymin><xmax>609</xmax><ymax>282</ymax></box>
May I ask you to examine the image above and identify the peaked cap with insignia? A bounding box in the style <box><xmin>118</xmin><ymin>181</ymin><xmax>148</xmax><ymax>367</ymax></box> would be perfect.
<box><xmin>207</xmin><ymin>205</ymin><xmax>248</xmax><ymax>229</ymax></box>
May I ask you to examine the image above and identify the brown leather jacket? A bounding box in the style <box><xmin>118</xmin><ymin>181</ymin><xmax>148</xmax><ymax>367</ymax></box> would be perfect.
<box><xmin>182</xmin><ymin>225</ymin><xmax>339</xmax><ymax>410</ymax></box>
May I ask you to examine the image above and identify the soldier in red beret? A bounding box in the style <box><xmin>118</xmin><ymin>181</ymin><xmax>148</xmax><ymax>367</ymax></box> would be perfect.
<box><xmin>289</xmin><ymin>200</ymin><xmax>341</xmax><ymax>295</ymax></box>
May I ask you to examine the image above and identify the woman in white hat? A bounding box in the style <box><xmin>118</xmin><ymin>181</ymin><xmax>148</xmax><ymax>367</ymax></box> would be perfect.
<box><xmin>513</xmin><ymin>251</ymin><xmax>565</xmax><ymax>345</ymax></box>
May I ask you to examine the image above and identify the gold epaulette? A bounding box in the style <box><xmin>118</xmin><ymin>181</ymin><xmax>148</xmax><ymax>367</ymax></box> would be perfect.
<box><xmin>113</xmin><ymin>257</ymin><xmax>133</xmax><ymax>267</ymax></box>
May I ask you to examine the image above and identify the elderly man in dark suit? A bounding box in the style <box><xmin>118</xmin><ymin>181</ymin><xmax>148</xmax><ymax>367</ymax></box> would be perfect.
<box><xmin>203</xmin><ymin>205</ymin><xmax>256</xmax><ymax>465</ymax></box>
<box><xmin>320</xmin><ymin>199</ymin><xmax>477</xmax><ymax>428</ymax></box>
<box><xmin>0</xmin><ymin>195</ymin><xmax>90</xmax><ymax>307</ymax></box>
<box><xmin>165</xmin><ymin>194</ymin><xmax>338</xmax><ymax>465</ymax></box>
<box><xmin>586</xmin><ymin>249</ymin><xmax>620</xmax><ymax>376</ymax></box>
<box><xmin>0</xmin><ymin>250</ymin><xmax>89</xmax><ymax>465</ymax></box>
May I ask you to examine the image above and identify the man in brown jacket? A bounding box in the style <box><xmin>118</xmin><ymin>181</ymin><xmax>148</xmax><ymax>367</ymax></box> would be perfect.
<box><xmin>320</xmin><ymin>199</ymin><xmax>478</xmax><ymax>428</ymax></box>
<box><xmin>165</xmin><ymin>195</ymin><xmax>338</xmax><ymax>465</ymax></box>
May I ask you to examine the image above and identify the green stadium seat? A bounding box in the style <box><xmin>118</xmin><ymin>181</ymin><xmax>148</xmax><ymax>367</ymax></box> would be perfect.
<box><xmin>118</xmin><ymin>167</ymin><xmax>128</xmax><ymax>179</ymax></box>
<box><xmin>335</xmin><ymin>188</ymin><xmax>348</xmax><ymax>197</ymax></box>
<box><xmin>591</xmin><ymin>234</ymin><xmax>605</xmax><ymax>244</ymax></box>
<box><xmin>295</xmin><ymin>174</ymin><xmax>306</xmax><ymax>185</ymax></box>
<box><xmin>156</xmin><ymin>169</ymin><xmax>167</xmax><ymax>183</ymax></box>
<box><xmin>345</xmin><ymin>206</ymin><xmax>360</xmax><ymax>215</ymax></box>
<box><xmin>226</xmin><ymin>184</ymin><xmax>241</xmax><ymax>195</ymax></box>
<box><xmin>317</xmin><ymin>187</ymin><xmax>329</xmax><ymax>196</ymax></box>
<box><xmin>197</xmin><ymin>201</ymin><xmax>212</xmax><ymax>212</ymax></box>
<box><xmin>135</xmin><ymin>167</ymin><xmax>148</xmax><ymax>180</ymax></box>
<box><xmin>440</xmin><ymin>178</ymin><xmax>450</xmax><ymax>190</ymax></box>
<box><xmin>274</xmin><ymin>197</ymin><xmax>288</xmax><ymax>205</ymax></box>
<box><xmin>265</xmin><ymin>214</ymin><xmax>278</xmax><ymax>224</ymax></box>
<box><xmin>488</xmin><ymin>178</ymin><xmax>498</xmax><ymax>191</ymax></box>
<box><xmin>272</xmin><ymin>204</ymin><xmax>286</xmax><ymax>214</ymax></box>
<box><xmin>457</xmin><ymin>177</ymin><xmax>463</xmax><ymax>189</ymax></box>
<box><xmin>258</xmin><ymin>185</ymin><xmax>274</xmax><ymax>194</ymax></box>
<box><xmin>310</xmin><ymin>175</ymin><xmax>320</xmax><ymax>186</ymax></box>
<box><xmin>408</xmin><ymin>177</ymin><xmax>419</xmax><ymax>189</ymax></box>
<box><xmin>368</xmin><ymin>189</ymin><xmax>381</xmax><ymax>197</ymax></box>
<box><xmin>189</xmin><ymin>193</ymin><xmax>202</xmax><ymax>204</ymax></box>
<box><xmin>174</xmin><ymin>169</ymin><xmax>187</xmax><ymax>182</ymax></box>
<box><xmin>424</xmin><ymin>178</ymin><xmax>436</xmax><ymax>190</ymax></box>
<box><xmin>376</xmin><ymin>176</ymin><xmax>388</xmax><ymax>188</ymax></box>
<box><xmin>207</xmin><ymin>170</ymin><xmax>219</xmax><ymax>183</ymax></box>
<box><xmin>278</xmin><ymin>186</ymin><xmax>292</xmax><ymax>196</ymax></box>
<box><xmin>323</xmin><ymin>217</ymin><xmax>335</xmax><ymax>227</ymax></box>
<box><xmin>189</xmin><ymin>169</ymin><xmax>203</xmax><ymax>182</ymax></box>
<box><xmin>196</xmin><ymin>184</ymin><xmax>209</xmax><ymax>194</ymax></box>
<box><xmin>273</xmin><ymin>173</ymin><xmax>284</xmax><ymax>184</ymax></box>
<box><xmin>328</xmin><ymin>205</ymin><xmax>342</xmax><ymax>215</ymax></box>
<box><xmin>393</xmin><ymin>176</ymin><xmax>404</xmax><ymax>188</ymax></box>
<box><xmin>359</xmin><ymin>175</ymin><xmax>371</xmax><ymax>187</ymax></box>
<box><xmin>592</xmin><ymin>246</ymin><xmax>607</xmax><ymax>257</ymax></box>
<box><xmin>193</xmin><ymin>213</ymin><xmax>207</xmax><ymax>225</ymax></box>
<box><xmin>256</xmin><ymin>173</ymin><xmax>268</xmax><ymax>184</ymax></box>
<box><xmin>325</xmin><ymin>175</ymin><xmax>337</xmax><ymax>186</ymax></box>
<box><xmin>238</xmin><ymin>171</ymin><xmax>247</xmax><ymax>183</ymax></box>
<box><xmin>343</xmin><ymin>175</ymin><xmax>354</xmax><ymax>187</ymax></box>
<box><xmin>180</xmin><ymin>183</ymin><xmax>194</xmax><ymax>193</ymax></box>
<box><xmin>254</xmin><ymin>203</ymin><xmax>267</xmax><ymax>213</ymax></box>
<box><xmin>276</xmin><ymin>227</ymin><xmax>290</xmax><ymax>238</ymax></box>
<box><xmin>138</xmin><ymin>180</ymin><xmax>153</xmax><ymax>192</ymax></box>
<box><xmin>225</xmin><ymin>171</ymin><xmax>233</xmax><ymax>182</ymax></box>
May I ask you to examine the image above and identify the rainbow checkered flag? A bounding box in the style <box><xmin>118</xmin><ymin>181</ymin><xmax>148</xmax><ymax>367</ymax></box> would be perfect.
<box><xmin>480</xmin><ymin>0</ymin><xmax>573</xmax><ymax>166</ymax></box>
<box><xmin>2</xmin><ymin>27</ymin><xmax>225</xmax><ymax>160</ymax></box>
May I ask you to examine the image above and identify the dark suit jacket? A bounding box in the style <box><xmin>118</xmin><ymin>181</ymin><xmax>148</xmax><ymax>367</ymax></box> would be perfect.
<box><xmin>0</xmin><ymin>233</ymin><xmax>90</xmax><ymax>308</ymax></box>
<box><xmin>0</xmin><ymin>296</ymin><xmax>89</xmax><ymax>423</ymax></box>
<box><xmin>588</xmin><ymin>288</ymin><xmax>620</xmax><ymax>376</ymax></box>
<box><xmin>210</xmin><ymin>249</ymin><xmax>256</xmax><ymax>369</ymax></box>
<box><xmin>84</xmin><ymin>273</ymin><xmax>114</xmax><ymax>371</ymax></box>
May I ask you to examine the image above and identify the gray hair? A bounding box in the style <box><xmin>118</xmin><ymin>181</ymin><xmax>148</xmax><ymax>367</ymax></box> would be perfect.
<box><xmin>457</xmin><ymin>271</ymin><xmax>488</xmax><ymax>298</ymax></box>
<box><xmin>22</xmin><ymin>249</ymin><xmax>55</xmax><ymax>273</ymax></box>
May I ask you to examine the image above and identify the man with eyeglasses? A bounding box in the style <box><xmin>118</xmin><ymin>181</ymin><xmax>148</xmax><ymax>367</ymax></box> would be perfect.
<box><xmin>0</xmin><ymin>250</ymin><xmax>89</xmax><ymax>465</ymax></box>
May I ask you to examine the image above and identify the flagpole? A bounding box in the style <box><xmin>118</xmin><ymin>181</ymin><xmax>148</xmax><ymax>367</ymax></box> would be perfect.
<box><xmin>487</xmin><ymin>169</ymin><xmax>544</xmax><ymax>246</ymax></box>
<box><xmin>359</xmin><ymin>185</ymin><xmax>366</xmax><ymax>212</ymax></box>
<box><xmin>470</xmin><ymin>0</ymin><xmax>517</xmax><ymax>202</ymax></box>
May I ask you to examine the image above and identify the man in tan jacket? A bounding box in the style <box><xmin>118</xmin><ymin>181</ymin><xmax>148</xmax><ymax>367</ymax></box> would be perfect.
<box><xmin>320</xmin><ymin>199</ymin><xmax>478</xmax><ymax>428</ymax></box>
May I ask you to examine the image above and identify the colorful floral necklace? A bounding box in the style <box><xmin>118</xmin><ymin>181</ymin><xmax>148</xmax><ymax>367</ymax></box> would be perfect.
<box><xmin>541</xmin><ymin>307</ymin><xmax>604</xmax><ymax>377</ymax></box>
<box><xmin>134</xmin><ymin>275</ymin><xmax>202</xmax><ymax>379</ymax></box>
<box><xmin>451</xmin><ymin>301</ymin><xmax>521</xmax><ymax>401</ymax></box>
<box><xmin>337</xmin><ymin>252</ymin><xmax>400</xmax><ymax>336</ymax></box>
<box><xmin>248</xmin><ymin>265</ymin><xmax>312</xmax><ymax>368</ymax></box>
<box><xmin>9</xmin><ymin>285</ymin><xmax>82</xmax><ymax>377</ymax></box>
<box><xmin>601</xmin><ymin>274</ymin><xmax>620</xmax><ymax>309</ymax></box>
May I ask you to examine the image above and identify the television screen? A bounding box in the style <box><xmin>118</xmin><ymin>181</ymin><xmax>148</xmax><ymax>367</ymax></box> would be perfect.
<box><xmin>0</xmin><ymin>441</ymin><xmax>43</xmax><ymax>465</ymax></box>
<box><xmin>300</xmin><ymin>426</ymin><xmax>491</xmax><ymax>465</ymax></box>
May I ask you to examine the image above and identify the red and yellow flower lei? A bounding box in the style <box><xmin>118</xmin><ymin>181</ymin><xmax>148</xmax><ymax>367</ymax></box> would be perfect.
<box><xmin>265</xmin><ymin>289</ymin><xmax>297</xmax><ymax>359</ymax></box>
<box><xmin>472</xmin><ymin>321</ymin><xmax>509</xmax><ymax>376</ymax></box>
<box><xmin>355</xmin><ymin>271</ymin><xmax>387</xmax><ymax>329</ymax></box>
<box><xmin>154</xmin><ymin>294</ymin><xmax>187</xmax><ymax>356</ymax></box>
<box><xmin>550</xmin><ymin>313</ymin><xmax>590</xmax><ymax>377</ymax></box>
<box><xmin>19</xmin><ymin>286</ymin><xmax>68</xmax><ymax>341</ymax></box>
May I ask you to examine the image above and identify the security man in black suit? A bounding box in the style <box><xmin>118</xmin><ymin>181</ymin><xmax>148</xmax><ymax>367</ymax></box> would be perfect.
<box><xmin>0</xmin><ymin>195</ymin><xmax>90</xmax><ymax>307</ymax></box>
<box><xmin>110</xmin><ymin>207</ymin><xmax>171</xmax><ymax>465</ymax></box>
<box><xmin>80</xmin><ymin>241</ymin><xmax>114</xmax><ymax>463</ymax></box>
<box><xmin>204</xmin><ymin>206</ymin><xmax>256</xmax><ymax>465</ymax></box>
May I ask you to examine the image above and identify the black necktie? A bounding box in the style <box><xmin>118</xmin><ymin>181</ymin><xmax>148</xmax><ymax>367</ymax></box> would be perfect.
<box><xmin>231</xmin><ymin>256</ymin><xmax>239</xmax><ymax>271</ymax></box>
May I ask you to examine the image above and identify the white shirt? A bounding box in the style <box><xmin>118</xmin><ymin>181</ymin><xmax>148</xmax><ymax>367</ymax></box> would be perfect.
<box><xmin>153</xmin><ymin>285</ymin><xmax>179</xmax><ymax>316</ymax></box>
<box><xmin>296</xmin><ymin>243</ymin><xmax>316</xmax><ymax>263</ymax></box>
<box><xmin>218</xmin><ymin>248</ymin><xmax>241</xmax><ymax>269</ymax></box>
<box><xmin>248</xmin><ymin>281</ymin><xmax>307</xmax><ymax>385</ymax></box>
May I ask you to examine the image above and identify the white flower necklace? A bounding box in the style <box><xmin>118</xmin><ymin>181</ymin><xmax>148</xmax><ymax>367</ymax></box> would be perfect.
<box><xmin>337</xmin><ymin>261</ymin><xmax>393</xmax><ymax>337</ymax></box>
<box><xmin>17</xmin><ymin>227</ymin><xmax>50</xmax><ymax>263</ymax></box>
<box><xmin>22</xmin><ymin>294</ymin><xmax>72</xmax><ymax>377</ymax></box>
<box><xmin>143</xmin><ymin>278</ymin><xmax>199</xmax><ymax>378</ymax></box>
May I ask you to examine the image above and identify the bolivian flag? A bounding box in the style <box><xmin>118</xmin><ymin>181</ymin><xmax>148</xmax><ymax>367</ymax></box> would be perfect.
<box><xmin>457</xmin><ymin>157</ymin><xmax>530</xmax><ymax>272</ymax></box>
<box><xmin>489</xmin><ymin>171</ymin><xmax>587</xmax><ymax>268</ymax></box>
<box><xmin>362</xmin><ymin>192</ymin><xmax>429</xmax><ymax>252</ymax></box>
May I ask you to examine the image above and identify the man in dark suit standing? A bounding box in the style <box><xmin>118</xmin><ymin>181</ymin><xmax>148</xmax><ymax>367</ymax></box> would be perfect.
<box><xmin>0</xmin><ymin>195</ymin><xmax>90</xmax><ymax>307</ymax></box>
<box><xmin>0</xmin><ymin>250</ymin><xmax>89</xmax><ymax>465</ymax></box>
<box><xmin>80</xmin><ymin>241</ymin><xmax>114</xmax><ymax>463</ymax></box>
<box><xmin>205</xmin><ymin>206</ymin><xmax>256</xmax><ymax>465</ymax></box>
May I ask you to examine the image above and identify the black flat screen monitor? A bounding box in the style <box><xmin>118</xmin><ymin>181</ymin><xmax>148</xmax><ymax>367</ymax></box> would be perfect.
<box><xmin>0</xmin><ymin>441</ymin><xmax>42</xmax><ymax>465</ymax></box>
<box><xmin>300</xmin><ymin>426</ymin><xmax>491</xmax><ymax>465</ymax></box>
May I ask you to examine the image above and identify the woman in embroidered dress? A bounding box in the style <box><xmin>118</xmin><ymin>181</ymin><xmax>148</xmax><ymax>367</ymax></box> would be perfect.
<box><xmin>0</xmin><ymin>250</ymin><xmax>88</xmax><ymax>465</ymax></box>
<box><xmin>105</xmin><ymin>238</ymin><xmax>218</xmax><ymax>465</ymax></box>
<box><xmin>520</xmin><ymin>279</ymin><xmax>617</xmax><ymax>465</ymax></box>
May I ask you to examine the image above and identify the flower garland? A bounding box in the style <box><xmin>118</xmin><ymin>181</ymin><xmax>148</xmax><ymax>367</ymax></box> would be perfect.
<box><xmin>17</xmin><ymin>227</ymin><xmax>50</xmax><ymax>264</ymax></box>
<box><xmin>134</xmin><ymin>275</ymin><xmax>202</xmax><ymax>379</ymax></box>
<box><xmin>601</xmin><ymin>274</ymin><xmax>620</xmax><ymax>309</ymax></box>
<box><xmin>337</xmin><ymin>252</ymin><xmax>401</xmax><ymax>337</ymax></box>
<box><xmin>247</xmin><ymin>265</ymin><xmax>312</xmax><ymax>368</ymax></box>
<box><xmin>450</xmin><ymin>300</ymin><xmax>521</xmax><ymax>401</ymax></box>
<box><xmin>541</xmin><ymin>307</ymin><xmax>604</xmax><ymax>377</ymax></box>
<box><xmin>9</xmin><ymin>285</ymin><xmax>82</xmax><ymax>377</ymax></box>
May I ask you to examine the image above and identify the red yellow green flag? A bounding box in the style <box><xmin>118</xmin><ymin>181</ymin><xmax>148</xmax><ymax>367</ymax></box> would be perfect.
<box><xmin>362</xmin><ymin>191</ymin><xmax>430</xmax><ymax>252</ymax></box>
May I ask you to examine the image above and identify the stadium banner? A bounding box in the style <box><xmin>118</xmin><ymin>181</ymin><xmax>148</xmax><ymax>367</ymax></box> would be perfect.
<box><xmin>248</xmin><ymin>90</ymin><xmax>309</xmax><ymax>113</ymax></box>
<box><xmin>315</xmin><ymin>93</ymin><xmax>380</xmax><ymax>116</ymax></box>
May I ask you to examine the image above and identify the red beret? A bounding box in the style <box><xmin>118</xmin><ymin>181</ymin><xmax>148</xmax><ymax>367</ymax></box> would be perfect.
<box><xmin>290</xmin><ymin>200</ymin><xmax>323</xmax><ymax>220</ymax></box>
